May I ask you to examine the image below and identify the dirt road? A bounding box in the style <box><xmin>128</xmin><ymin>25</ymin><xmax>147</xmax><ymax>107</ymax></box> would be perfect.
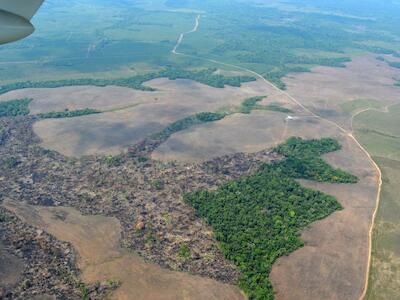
<box><xmin>172</xmin><ymin>14</ymin><xmax>382</xmax><ymax>300</ymax></box>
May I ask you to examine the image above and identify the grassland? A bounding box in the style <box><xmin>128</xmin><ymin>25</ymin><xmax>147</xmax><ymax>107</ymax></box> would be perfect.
<box><xmin>353</xmin><ymin>104</ymin><xmax>400</xmax><ymax>299</ymax></box>
<box><xmin>340</xmin><ymin>99</ymin><xmax>383</xmax><ymax>114</ymax></box>
<box><xmin>367</xmin><ymin>157</ymin><xmax>400</xmax><ymax>299</ymax></box>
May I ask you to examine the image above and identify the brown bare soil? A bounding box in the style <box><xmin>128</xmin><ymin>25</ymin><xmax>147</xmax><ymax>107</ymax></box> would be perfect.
<box><xmin>5</xmin><ymin>200</ymin><xmax>245</xmax><ymax>300</ymax></box>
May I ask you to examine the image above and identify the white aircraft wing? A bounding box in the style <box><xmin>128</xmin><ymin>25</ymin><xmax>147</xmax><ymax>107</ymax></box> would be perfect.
<box><xmin>0</xmin><ymin>0</ymin><xmax>44</xmax><ymax>45</ymax></box>
<box><xmin>0</xmin><ymin>0</ymin><xmax>44</xmax><ymax>20</ymax></box>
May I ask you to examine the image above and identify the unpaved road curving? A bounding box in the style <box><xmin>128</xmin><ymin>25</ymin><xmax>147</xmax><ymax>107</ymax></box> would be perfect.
<box><xmin>172</xmin><ymin>15</ymin><xmax>383</xmax><ymax>300</ymax></box>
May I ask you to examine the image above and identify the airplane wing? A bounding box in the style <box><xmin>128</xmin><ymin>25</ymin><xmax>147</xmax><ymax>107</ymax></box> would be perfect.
<box><xmin>0</xmin><ymin>0</ymin><xmax>44</xmax><ymax>20</ymax></box>
<box><xmin>0</xmin><ymin>0</ymin><xmax>44</xmax><ymax>45</ymax></box>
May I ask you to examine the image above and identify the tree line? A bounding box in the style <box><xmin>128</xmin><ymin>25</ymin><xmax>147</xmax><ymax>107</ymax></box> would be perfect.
<box><xmin>39</xmin><ymin>108</ymin><xmax>101</xmax><ymax>119</ymax></box>
<box><xmin>0</xmin><ymin>68</ymin><xmax>256</xmax><ymax>95</ymax></box>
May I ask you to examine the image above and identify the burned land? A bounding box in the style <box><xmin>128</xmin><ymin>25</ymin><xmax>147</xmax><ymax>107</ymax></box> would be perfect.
<box><xmin>0</xmin><ymin>115</ymin><xmax>277</xmax><ymax>299</ymax></box>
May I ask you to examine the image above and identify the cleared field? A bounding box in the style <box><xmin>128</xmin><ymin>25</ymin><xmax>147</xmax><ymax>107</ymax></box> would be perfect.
<box><xmin>33</xmin><ymin>108</ymin><xmax>166</xmax><ymax>157</ymax></box>
<box><xmin>1</xmin><ymin>78</ymin><xmax>286</xmax><ymax>157</ymax></box>
<box><xmin>0</xmin><ymin>85</ymin><xmax>152</xmax><ymax>114</ymax></box>
<box><xmin>354</xmin><ymin>104</ymin><xmax>400</xmax><ymax>138</ymax></box>
<box><xmin>268</xmin><ymin>56</ymin><xmax>400</xmax><ymax>300</ymax></box>
<box><xmin>352</xmin><ymin>104</ymin><xmax>400</xmax><ymax>299</ymax></box>
<box><xmin>262</xmin><ymin>117</ymin><xmax>377</xmax><ymax>300</ymax></box>
<box><xmin>283</xmin><ymin>55</ymin><xmax>400</xmax><ymax>130</ymax></box>
<box><xmin>153</xmin><ymin>110</ymin><xmax>287</xmax><ymax>162</ymax></box>
<box><xmin>4</xmin><ymin>200</ymin><xmax>245</xmax><ymax>300</ymax></box>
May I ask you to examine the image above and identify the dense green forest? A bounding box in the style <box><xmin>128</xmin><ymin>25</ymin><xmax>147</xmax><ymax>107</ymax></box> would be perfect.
<box><xmin>0</xmin><ymin>68</ymin><xmax>256</xmax><ymax>96</ymax></box>
<box><xmin>185</xmin><ymin>137</ymin><xmax>357</xmax><ymax>300</ymax></box>
<box><xmin>274</xmin><ymin>137</ymin><xmax>358</xmax><ymax>183</ymax></box>
<box><xmin>39</xmin><ymin>108</ymin><xmax>101</xmax><ymax>119</ymax></box>
<box><xmin>0</xmin><ymin>98</ymin><xmax>32</xmax><ymax>117</ymax></box>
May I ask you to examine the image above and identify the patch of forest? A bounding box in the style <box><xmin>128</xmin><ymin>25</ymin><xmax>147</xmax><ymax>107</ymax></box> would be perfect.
<box><xmin>377</xmin><ymin>56</ymin><xmax>400</xmax><ymax>72</ymax></box>
<box><xmin>152</xmin><ymin>112</ymin><xmax>226</xmax><ymax>141</ymax></box>
<box><xmin>275</xmin><ymin>137</ymin><xmax>358</xmax><ymax>183</ymax></box>
<box><xmin>0</xmin><ymin>68</ymin><xmax>256</xmax><ymax>95</ymax></box>
<box><xmin>388</xmin><ymin>61</ymin><xmax>400</xmax><ymax>69</ymax></box>
<box><xmin>237</xmin><ymin>96</ymin><xmax>292</xmax><ymax>114</ymax></box>
<box><xmin>0</xmin><ymin>98</ymin><xmax>32</xmax><ymax>117</ymax></box>
<box><xmin>39</xmin><ymin>108</ymin><xmax>101</xmax><ymax>119</ymax></box>
<box><xmin>0</xmin><ymin>99</ymin><xmax>102</xmax><ymax>120</ymax></box>
<box><xmin>185</xmin><ymin>137</ymin><xmax>357</xmax><ymax>300</ymax></box>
